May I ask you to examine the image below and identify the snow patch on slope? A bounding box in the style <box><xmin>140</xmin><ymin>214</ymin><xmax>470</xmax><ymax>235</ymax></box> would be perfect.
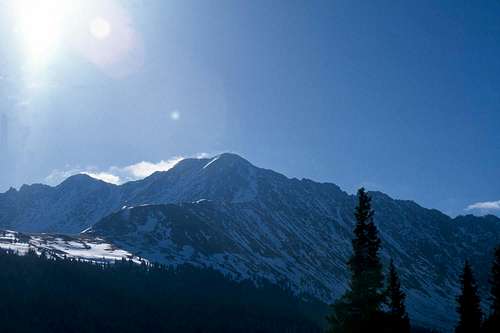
<box><xmin>0</xmin><ymin>230</ymin><xmax>143</xmax><ymax>263</ymax></box>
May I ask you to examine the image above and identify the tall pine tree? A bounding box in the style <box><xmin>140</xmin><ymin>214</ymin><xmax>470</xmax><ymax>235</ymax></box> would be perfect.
<box><xmin>384</xmin><ymin>259</ymin><xmax>410</xmax><ymax>333</ymax></box>
<box><xmin>483</xmin><ymin>246</ymin><xmax>500</xmax><ymax>333</ymax></box>
<box><xmin>455</xmin><ymin>260</ymin><xmax>482</xmax><ymax>333</ymax></box>
<box><xmin>328</xmin><ymin>188</ymin><xmax>385</xmax><ymax>333</ymax></box>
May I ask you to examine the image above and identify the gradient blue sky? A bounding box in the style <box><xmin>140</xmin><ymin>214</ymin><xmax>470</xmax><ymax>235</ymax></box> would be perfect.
<box><xmin>0</xmin><ymin>0</ymin><xmax>499</xmax><ymax>216</ymax></box>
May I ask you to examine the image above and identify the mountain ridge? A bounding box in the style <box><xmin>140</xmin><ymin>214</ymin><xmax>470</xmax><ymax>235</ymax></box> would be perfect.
<box><xmin>0</xmin><ymin>153</ymin><xmax>498</xmax><ymax>331</ymax></box>
<box><xmin>3</xmin><ymin>153</ymin><xmax>492</xmax><ymax>222</ymax></box>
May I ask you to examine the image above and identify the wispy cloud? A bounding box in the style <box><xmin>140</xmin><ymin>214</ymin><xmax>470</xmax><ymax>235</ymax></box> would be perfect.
<box><xmin>45</xmin><ymin>156</ymin><xmax>184</xmax><ymax>185</ymax></box>
<box><xmin>82</xmin><ymin>171</ymin><xmax>121</xmax><ymax>184</ymax></box>
<box><xmin>118</xmin><ymin>158</ymin><xmax>182</xmax><ymax>179</ymax></box>
<box><xmin>466</xmin><ymin>200</ymin><xmax>500</xmax><ymax>215</ymax></box>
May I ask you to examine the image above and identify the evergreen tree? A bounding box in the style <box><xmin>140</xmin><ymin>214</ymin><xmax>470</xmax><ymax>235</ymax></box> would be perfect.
<box><xmin>328</xmin><ymin>188</ymin><xmax>385</xmax><ymax>333</ymax></box>
<box><xmin>455</xmin><ymin>260</ymin><xmax>482</xmax><ymax>333</ymax></box>
<box><xmin>483</xmin><ymin>246</ymin><xmax>500</xmax><ymax>332</ymax></box>
<box><xmin>384</xmin><ymin>259</ymin><xmax>410</xmax><ymax>333</ymax></box>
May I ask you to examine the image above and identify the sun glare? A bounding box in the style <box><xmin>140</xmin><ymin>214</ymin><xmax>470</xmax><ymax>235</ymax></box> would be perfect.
<box><xmin>12</xmin><ymin>0</ymin><xmax>71</xmax><ymax>70</ymax></box>
<box><xmin>90</xmin><ymin>17</ymin><xmax>111</xmax><ymax>40</ymax></box>
<box><xmin>9</xmin><ymin>0</ymin><xmax>141</xmax><ymax>79</ymax></box>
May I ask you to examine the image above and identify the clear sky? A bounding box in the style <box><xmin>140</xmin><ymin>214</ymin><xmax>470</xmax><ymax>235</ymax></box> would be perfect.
<box><xmin>0</xmin><ymin>0</ymin><xmax>499</xmax><ymax>216</ymax></box>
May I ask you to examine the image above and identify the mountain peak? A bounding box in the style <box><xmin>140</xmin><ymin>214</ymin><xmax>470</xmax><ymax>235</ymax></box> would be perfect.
<box><xmin>202</xmin><ymin>153</ymin><xmax>253</xmax><ymax>170</ymax></box>
<box><xmin>6</xmin><ymin>187</ymin><xmax>17</xmax><ymax>194</ymax></box>
<box><xmin>217</xmin><ymin>152</ymin><xmax>250</xmax><ymax>161</ymax></box>
<box><xmin>57</xmin><ymin>173</ymin><xmax>106</xmax><ymax>188</ymax></box>
<box><xmin>165</xmin><ymin>153</ymin><xmax>255</xmax><ymax>176</ymax></box>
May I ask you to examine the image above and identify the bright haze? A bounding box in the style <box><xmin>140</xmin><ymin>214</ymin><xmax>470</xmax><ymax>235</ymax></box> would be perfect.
<box><xmin>0</xmin><ymin>0</ymin><xmax>499</xmax><ymax>216</ymax></box>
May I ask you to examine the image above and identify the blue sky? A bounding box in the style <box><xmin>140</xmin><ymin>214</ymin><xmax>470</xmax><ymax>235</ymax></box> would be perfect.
<box><xmin>0</xmin><ymin>0</ymin><xmax>499</xmax><ymax>216</ymax></box>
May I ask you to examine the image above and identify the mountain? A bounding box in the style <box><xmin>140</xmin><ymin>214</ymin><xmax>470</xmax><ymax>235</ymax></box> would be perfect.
<box><xmin>0</xmin><ymin>174</ymin><xmax>121</xmax><ymax>233</ymax></box>
<box><xmin>1</xmin><ymin>153</ymin><xmax>499</xmax><ymax>330</ymax></box>
<box><xmin>86</xmin><ymin>202</ymin><xmax>498</xmax><ymax>331</ymax></box>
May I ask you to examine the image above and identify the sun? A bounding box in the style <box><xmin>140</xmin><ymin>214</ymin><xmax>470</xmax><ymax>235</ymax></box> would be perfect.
<box><xmin>11</xmin><ymin>1</ymin><xmax>115</xmax><ymax>72</ymax></box>
<box><xmin>11</xmin><ymin>0</ymin><xmax>72</xmax><ymax>69</ymax></box>
<box><xmin>9</xmin><ymin>0</ymin><xmax>139</xmax><ymax>80</ymax></box>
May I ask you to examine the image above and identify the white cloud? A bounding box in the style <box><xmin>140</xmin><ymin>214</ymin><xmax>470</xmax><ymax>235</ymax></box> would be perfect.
<box><xmin>196</xmin><ymin>152</ymin><xmax>211</xmax><ymax>158</ymax></box>
<box><xmin>466</xmin><ymin>200</ymin><xmax>500</xmax><ymax>215</ymax></box>
<box><xmin>119</xmin><ymin>157</ymin><xmax>183</xmax><ymax>179</ymax></box>
<box><xmin>45</xmin><ymin>156</ymin><xmax>184</xmax><ymax>186</ymax></box>
<box><xmin>82</xmin><ymin>172</ymin><xmax>121</xmax><ymax>184</ymax></box>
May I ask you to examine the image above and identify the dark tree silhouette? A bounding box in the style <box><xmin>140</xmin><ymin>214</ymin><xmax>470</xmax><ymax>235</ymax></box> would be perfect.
<box><xmin>455</xmin><ymin>260</ymin><xmax>482</xmax><ymax>333</ymax></box>
<box><xmin>483</xmin><ymin>246</ymin><xmax>500</xmax><ymax>332</ymax></box>
<box><xmin>328</xmin><ymin>188</ymin><xmax>385</xmax><ymax>333</ymax></box>
<box><xmin>384</xmin><ymin>259</ymin><xmax>410</xmax><ymax>333</ymax></box>
<box><xmin>0</xmin><ymin>249</ymin><xmax>325</xmax><ymax>333</ymax></box>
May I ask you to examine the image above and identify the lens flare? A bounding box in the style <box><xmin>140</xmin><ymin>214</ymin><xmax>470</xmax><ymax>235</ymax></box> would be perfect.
<box><xmin>89</xmin><ymin>17</ymin><xmax>111</xmax><ymax>40</ymax></box>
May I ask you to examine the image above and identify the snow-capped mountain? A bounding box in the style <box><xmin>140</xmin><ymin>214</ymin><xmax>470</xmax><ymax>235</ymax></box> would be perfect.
<box><xmin>0</xmin><ymin>153</ymin><xmax>498</xmax><ymax>330</ymax></box>
<box><xmin>85</xmin><ymin>201</ymin><xmax>498</xmax><ymax>331</ymax></box>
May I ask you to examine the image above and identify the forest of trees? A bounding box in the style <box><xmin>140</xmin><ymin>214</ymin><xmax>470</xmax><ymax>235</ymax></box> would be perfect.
<box><xmin>0</xmin><ymin>249</ymin><xmax>327</xmax><ymax>333</ymax></box>
<box><xmin>0</xmin><ymin>188</ymin><xmax>498</xmax><ymax>332</ymax></box>
<box><xmin>327</xmin><ymin>188</ymin><xmax>500</xmax><ymax>333</ymax></box>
